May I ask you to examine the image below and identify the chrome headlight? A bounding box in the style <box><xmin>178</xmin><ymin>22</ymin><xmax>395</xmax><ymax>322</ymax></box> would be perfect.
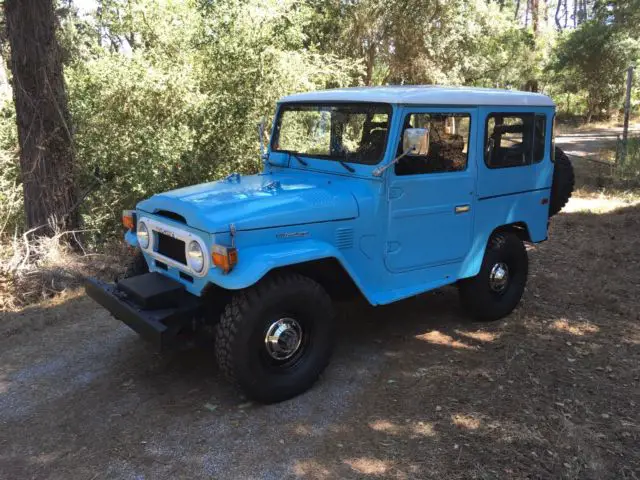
<box><xmin>187</xmin><ymin>240</ymin><xmax>205</xmax><ymax>273</ymax></box>
<box><xmin>137</xmin><ymin>221</ymin><xmax>150</xmax><ymax>249</ymax></box>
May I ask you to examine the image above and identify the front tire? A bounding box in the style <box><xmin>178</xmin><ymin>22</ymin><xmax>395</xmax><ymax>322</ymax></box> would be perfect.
<box><xmin>458</xmin><ymin>232</ymin><xmax>528</xmax><ymax>322</ymax></box>
<box><xmin>215</xmin><ymin>272</ymin><xmax>335</xmax><ymax>403</ymax></box>
<box><xmin>123</xmin><ymin>249</ymin><xmax>149</xmax><ymax>278</ymax></box>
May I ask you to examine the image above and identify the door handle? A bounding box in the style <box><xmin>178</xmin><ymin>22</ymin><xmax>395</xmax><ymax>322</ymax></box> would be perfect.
<box><xmin>455</xmin><ymin>204</ymin><xmax>471</xmax><ymax>214</ymax></box>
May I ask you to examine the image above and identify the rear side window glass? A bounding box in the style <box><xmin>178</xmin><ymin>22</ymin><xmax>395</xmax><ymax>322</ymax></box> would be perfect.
<box><xmin>395</xmin><ymin>113</ymin><xmax>470</xmax><ymax>176</ymax></box>
<box><xmin>485</xmin><ymin>114</ymin><xmax>534</xmax><ymax>168</ymax></box>
<box><xmin>551</xmin><ymin>114</ymin><xmax>556</xmax><ymax>162</ymax></box>
<box><xmin>533</xmin><ymin>114</ymin><xmax>546</xmax><ymax>163</ymax></box>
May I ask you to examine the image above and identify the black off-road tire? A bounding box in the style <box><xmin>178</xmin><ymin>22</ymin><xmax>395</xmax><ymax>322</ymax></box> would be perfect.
<box><xmin>549</xmin><ymin>147</ymin><xmax>575</xmax><ymax>217</ymax></box>
<box><xmin>215</xmin><ymin>272</ymin><xmax>335</xmax><ymax>403</ymax></box>
<box><xmin>123</xmin><ymin>249</ymin><xmax>149</xmax><ymax>278</ymax></box>
<box><xmin>458</xmin><ymin>232</ymin><xmax>528</xmax><ymax>322</ymax></box>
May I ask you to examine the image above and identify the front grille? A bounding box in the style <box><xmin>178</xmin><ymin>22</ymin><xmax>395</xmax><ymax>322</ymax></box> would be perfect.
<box><xmin>156</xmin><ymin>233</ymin><xmax>186</xmax><ymax>264</ymax></box>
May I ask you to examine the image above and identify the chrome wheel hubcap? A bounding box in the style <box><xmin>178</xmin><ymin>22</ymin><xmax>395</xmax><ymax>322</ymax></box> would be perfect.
<box><xmin>264</xmin><ymin>318</ymin><xmax>303</xmax><ymax>361</ymax></box>
<box><xmin>489</xmin><ymin>262</ymin><xmax>510</xmax><ymax>293</ymax></box>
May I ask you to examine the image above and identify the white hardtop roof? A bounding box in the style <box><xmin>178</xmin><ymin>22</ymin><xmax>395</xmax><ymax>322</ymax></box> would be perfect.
<box><xmin>279</xmin><ymin>85</ymin><xmax>555</xmax><ymax>107</ymax></box>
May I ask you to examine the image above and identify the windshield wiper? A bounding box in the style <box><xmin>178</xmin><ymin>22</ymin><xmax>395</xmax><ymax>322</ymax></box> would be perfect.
<box><xmin>283</xmin><ymin>149</ymin><xmax>354</xmax><ymax>172</ymax></box>
<box><xmin>337</xmin><ymin>159</ymin><xmax>355</xmax><ymax>173</ymax></box>
<box><xmin>338</xmin><ymin>154</ymin><xmax>356</xmax><ymax>173</ymax></box>
<box><xmin>286</xmin><ymin>151</ymin><xmax>308</xmax><ymax>166</ymax></box>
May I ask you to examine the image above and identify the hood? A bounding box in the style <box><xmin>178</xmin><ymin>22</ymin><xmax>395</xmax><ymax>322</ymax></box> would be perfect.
<box><xmin>137</xmin><ymin>172</ymin><xmax>359</xmax><ymax>233</ymax></box>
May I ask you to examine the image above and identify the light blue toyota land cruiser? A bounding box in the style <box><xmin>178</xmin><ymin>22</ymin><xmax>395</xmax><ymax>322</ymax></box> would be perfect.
<box><xmin>86</xmin><ymin>86</ymin><xmax>574</xmax><ymax>403</ymax></box>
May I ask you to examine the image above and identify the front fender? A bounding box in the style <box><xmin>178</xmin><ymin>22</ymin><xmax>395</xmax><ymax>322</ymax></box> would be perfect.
<box><xmin>125</xmin><ymin>230</ymin><xmax>138</xmax><ymax>248</ymax></box>
<box><xmin>207</xmin><ymin>239</ymin><xmax>350</xmax><ymax>291</ymax></box>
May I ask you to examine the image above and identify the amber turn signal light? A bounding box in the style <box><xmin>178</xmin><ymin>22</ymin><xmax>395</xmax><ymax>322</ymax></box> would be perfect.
<box><xmin>122</xmin><ymin>210</ymin><xmax>136</xmax><ymax>231</ymax></box>
<box><xmin>212</xmin><ymin>244</ymin><xmax>238</xmax><ymax>274</ymax></box>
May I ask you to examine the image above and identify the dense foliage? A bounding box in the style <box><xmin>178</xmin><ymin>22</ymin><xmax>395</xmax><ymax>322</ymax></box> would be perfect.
<box><xmin>549</xmin><ymin>21</ymin><xmax>639</xmax><ymax>121</ymax></box>
<box><xmin>0</xmin><ymin>99</ymin><xmax>20</xmax><ymax>237</ymax></box>
<box><xmin>0</xmin><ymin>0</ymin><xmax>638</xmax><ymax>241</ymax></box>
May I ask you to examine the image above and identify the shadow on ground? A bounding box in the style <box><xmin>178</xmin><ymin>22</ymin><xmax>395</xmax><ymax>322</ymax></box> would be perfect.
<box><xmin>0</xmin><ymin>203</ymin><xmax>638</xmax><ymax>479</ymax></box>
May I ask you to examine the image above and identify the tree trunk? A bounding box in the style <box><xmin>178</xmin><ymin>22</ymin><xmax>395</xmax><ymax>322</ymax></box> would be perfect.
<box><xmin>586</xmin><ymin>94</ymin><xmax>597</xmax><ymax>123</ymax></box>
<box><xmin>555</xmin><ymin>0</ymin><xmax>563</xmax><ymax>29</ymax></box>
<box><xmin>4</xmin><ymin>0</ymin><xmax>79</xmax><ymax>235</ymax></box>
<box><xmin>523</xmin><ymin>79</ymin><xmax>539</xmax><ymax>92</ymax></box>
<box><xmin>363</xmin><ymin>42</ymin><xmax>376</xmax><ymax>86</ymax></box>
<box><xmin>531</xmin><ymin>0</ymin><xmax>540</xmax><ymax>35</ymax></box>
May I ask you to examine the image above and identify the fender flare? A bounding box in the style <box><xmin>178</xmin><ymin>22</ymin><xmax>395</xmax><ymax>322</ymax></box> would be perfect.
<box><xmin>206</xmin><ymin>239</ymin><xmax>363</xmax><ymax>292</ymax></box>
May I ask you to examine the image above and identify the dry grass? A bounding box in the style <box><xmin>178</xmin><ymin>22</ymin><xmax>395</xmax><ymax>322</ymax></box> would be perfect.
<box><xmin>565</xmin><ymin>191</ymin><xmax>640</xmax><ymax>214</ymax></box>
<box><xmin>0</xmin><ymin>230</ymin><xmax>130</xmax><ymax>311</ymax></box>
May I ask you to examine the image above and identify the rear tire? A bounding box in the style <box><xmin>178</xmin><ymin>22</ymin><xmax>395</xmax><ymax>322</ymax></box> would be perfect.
<box><xmin>215</xmin><ymin>272</ymin><xmax>335</xmax><ymax>403</ymax></box>
<box><xmin>458</xmin><ymin>232</ymin><xmax>528</xmax><ymax>322</ymax></box>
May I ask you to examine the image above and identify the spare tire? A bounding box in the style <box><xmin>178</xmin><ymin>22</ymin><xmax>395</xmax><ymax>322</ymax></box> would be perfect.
<box><xmin>549</xmin><ymin>147</ymin><xmax>575</xmax><ymax>217</ymax></box>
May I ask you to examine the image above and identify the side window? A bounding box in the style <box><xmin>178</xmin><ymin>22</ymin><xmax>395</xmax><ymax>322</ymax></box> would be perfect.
<box><xmin>395</xmin><ymin>113</ymin><xmax>470</xmax><ymax>176</ymax></box>
<box><xmin>485</xmin><ymin>114</ymin><xmax>535</xmax><ymax>168</ymax></box>
<box><xmin>533</xmin><ymin>114</ymin><xmax>546</xmax><ymax>163</ymax></box>
<box><xmin>551</xmin><ymin>114</ymin><xmax>556</xmax><ymax>162</ymax></box>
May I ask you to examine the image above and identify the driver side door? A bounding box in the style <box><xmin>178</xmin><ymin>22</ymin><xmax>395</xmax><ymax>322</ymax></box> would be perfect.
<box><xmin>385</xmin><ymin>107</ymin><xmax>477</xmax><ymax>273</ymax></box>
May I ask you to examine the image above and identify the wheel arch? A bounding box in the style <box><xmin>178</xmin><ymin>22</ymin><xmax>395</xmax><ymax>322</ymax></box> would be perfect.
<box><xmin>458</xmin><ymin>221</ymin><xmax>532</xmax><ymax>280</ymax></box>
<box><xmin>203</xmin><ymin>256</ymin><xmax>366</xmax><ymax>303</ymax></box>
<box><xmin>200</xmin><ymin>240</ymin><xmax>369</xmax><ymax>303</ymax></box>
<box><xmin>267</xmin><ymin>257</ymin><xmax>364</xmax><ymax>302</ymax></box>
<box><xmin>492</xmin><ymin>221</ymin><xmax>532</xmax><ymax>243</ymax></box>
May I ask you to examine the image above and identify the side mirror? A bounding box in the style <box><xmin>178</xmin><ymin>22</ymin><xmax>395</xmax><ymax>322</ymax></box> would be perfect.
<box><xmin>372</xmin><ymin>127</ymin><xmax>430</xmax><ymax>177</ymax></box>
<box><xmin>403</xmin><ymin>128</ymin><xmax>429</xmax><ymax>156</ymax></box>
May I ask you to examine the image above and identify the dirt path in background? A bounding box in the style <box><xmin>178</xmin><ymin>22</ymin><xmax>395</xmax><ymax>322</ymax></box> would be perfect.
<box><xmin>556</xmin><ymin>122</ymin><xmax>640</xmax><ymax>159</ymax></box>
<box><xmin>1</xmin><ymin>195</ymin><xmax>639</xmax><ymax>480</ymax></box>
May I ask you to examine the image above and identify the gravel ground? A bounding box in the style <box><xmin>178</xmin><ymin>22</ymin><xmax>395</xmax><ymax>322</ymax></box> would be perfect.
<box><xmin>1</xmin><ymin>195</ymin><xmax>639</xmax><ymax>479</ymax></box>
<box><xmin>0</xmin><ymin>293</ymin><xmax>390</xmax><ymax>479</ymax></box>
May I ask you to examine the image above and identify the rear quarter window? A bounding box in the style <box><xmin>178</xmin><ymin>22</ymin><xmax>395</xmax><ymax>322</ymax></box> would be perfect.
<box><xmin>485</xmin><ymin>113</ymin><xmax>547</xmax><ymax>168</ymax></box>
<box><xmin>533</xmin><ymin>114</ymin><xmax>546</xmax><ymax>163</ymax></box>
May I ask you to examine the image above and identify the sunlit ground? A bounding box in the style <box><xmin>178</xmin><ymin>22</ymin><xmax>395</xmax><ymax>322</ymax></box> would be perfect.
<box><xmin>0</xmin><ymin>193</ymin><xmax>639</xmax><ymax>479</ymax></box>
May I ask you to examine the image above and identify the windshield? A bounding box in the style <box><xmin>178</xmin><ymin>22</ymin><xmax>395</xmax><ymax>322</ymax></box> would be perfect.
<box><xmin>272</xmin><ymin>103</ymin><xmax>391</xmax><ymax>166</ymax></box>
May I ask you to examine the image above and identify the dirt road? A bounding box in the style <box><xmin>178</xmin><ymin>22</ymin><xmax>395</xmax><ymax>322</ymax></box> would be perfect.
<box><xmin>1</xmin><ymin>196</ymin><xmax>639</xmax><ymax>479</ymax></box>
<box><xmin>556</xmin><ymin>122</ymin><xmax>640</xmax><ymax>158</ymax></box>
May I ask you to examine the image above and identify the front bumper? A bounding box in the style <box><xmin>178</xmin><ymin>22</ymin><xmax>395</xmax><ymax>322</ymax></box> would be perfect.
<box><xmin>85</xmin><ymin>273</ymin><xmax>204</xmax><ymax>350</ymax></box>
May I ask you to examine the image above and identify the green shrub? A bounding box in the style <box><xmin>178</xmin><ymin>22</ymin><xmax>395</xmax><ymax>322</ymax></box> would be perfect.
<box><xmin>63</xmin><ymin>0</ymin><xmax>361</xmax><ymax>245</ymax></box>
<box><xmin>0</xmin><ymin>96</ymin><xmax>22</xmax><ymax>237</ymax></box>
<box><xmin>616</xmin><ymin>136</ymin><xmax>640</xmax><ymax>184</ymax></box>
